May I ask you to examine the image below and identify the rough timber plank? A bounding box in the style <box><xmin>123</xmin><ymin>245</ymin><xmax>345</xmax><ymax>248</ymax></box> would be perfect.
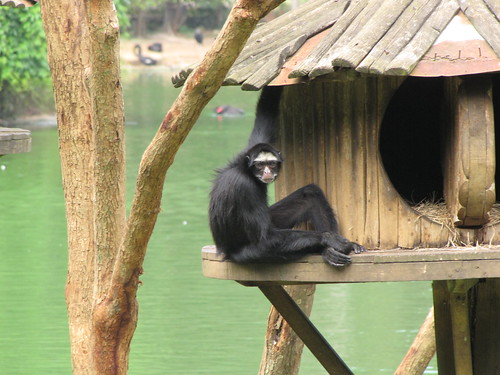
<box><xmin>226</xmin><ymin>0</ymin><xmax>346</xmax><ymax>86</ymax></box>
<box><xmin>240</xmin><ymin>36</ymin><xmax>308</xmax><ymax>90</ymax></box>
<box><xmin>245</xmin><ymin>0</ymin><xmax>334</xmax><ymax>45</ymax></box>
<box><xmin>202</xmin><ymin>246</ymin><xmax>500</xmax><ymax>284</ymax></box>
<box><xmin>357</xmin><ymin>0</ymin><xmax>441</xmax><ymax>74</ymax></box>
<box><xmin>308</xmin><ymin>0</ymin><xmax>391</xmax><ymax>76</ymax></box>
<box><xmin>460</xmin><ymin>0</ymin><xmax>500</xmax><ymax>56</ymax></box>
<box><xmin>484</xmin><ymin>0</ymin><xmax>500</xmax><ymax>19</ymax></box>
<box><xmin>171</xmin><ymin>0</ymin><xmax>343</xmax><ymax>88</ymax></box>
<box><xmin>330</xmin><ymin>0</ymin><xmax>414</xmax><ymax>68</ymax></box>
<box><xmin>385</xmin><ymin>0</ymin><xmax>458</xmax><ymax>75</ymax></box>
<box><xmin>289</xmin><ymin>0</ymin><xmax>368</xmax><ymax>78</ymax></box>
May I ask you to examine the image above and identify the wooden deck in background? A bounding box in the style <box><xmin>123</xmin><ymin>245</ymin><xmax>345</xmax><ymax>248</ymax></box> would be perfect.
<box><xmin>202</xmin><ymin>245</ymin><xmax>500</xmax><ymax>284</ymax></box>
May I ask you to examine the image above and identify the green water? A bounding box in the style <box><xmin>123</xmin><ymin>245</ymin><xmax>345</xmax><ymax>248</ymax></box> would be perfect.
<box><xmin>0</xmin><ymin>70</ymin><xmax>436</xmax><ymax>374</ymax></box>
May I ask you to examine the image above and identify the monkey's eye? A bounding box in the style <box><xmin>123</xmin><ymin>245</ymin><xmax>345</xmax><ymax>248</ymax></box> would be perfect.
<box><xmin>254</xmin><ymin>162</ymin><xmax>266</xmax><ymax>169</ymax></box>
<box><xmin>267</xmin><ymin>161</ymin><xmax>277</xmax><ymax>168</ymax></box>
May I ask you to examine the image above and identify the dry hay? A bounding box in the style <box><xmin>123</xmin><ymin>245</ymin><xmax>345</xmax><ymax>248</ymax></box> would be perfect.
<box><xmin>412</xmin><ymin>199</ymin><xmax>500</xmax><ymax>246</ymax></box>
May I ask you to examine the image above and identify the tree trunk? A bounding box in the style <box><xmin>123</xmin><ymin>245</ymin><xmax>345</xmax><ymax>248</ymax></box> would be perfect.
<box><xmin>162</xmin><ymin>2</ymin><xmax>188</xmax><ymax>35</ymax></box>
<box><xmin>134</xmin><ymin>9</ymin><xmax>147</xmax><ymax>37</ymax></box>
<box><xmin>259</xmin><ymin>285</ymin><xmax>316</xmax><ymax>375</ymax></box>
<box><xmin>39</xmin><ymin>0</ymin><xmax>284</xmax><ymax>374</ymax></box>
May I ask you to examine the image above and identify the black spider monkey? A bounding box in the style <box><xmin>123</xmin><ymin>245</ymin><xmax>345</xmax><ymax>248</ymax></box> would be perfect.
<box><xmin>209</xmin><ymin>86</ymin><xmax>366</xmax><ymax>267</ymax></box>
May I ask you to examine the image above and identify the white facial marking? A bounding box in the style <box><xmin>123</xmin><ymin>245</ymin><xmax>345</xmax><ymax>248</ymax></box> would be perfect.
<box><xmin>254</xmin><ymin>151</ymin><xmax>278</xmax><ymax>162</ymax></box>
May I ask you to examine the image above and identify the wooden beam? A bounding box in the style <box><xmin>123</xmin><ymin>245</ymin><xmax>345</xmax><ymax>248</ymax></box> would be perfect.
<box><xmin>433</xmin><ymin>280</ymin><xmax>456</xmax><ymax>374</ymax></box>
<box><xmin>433</xmin><ymin>280</ymin><xmax>478</xmax><ymax>375</ymax></box>
<box><xmin>202</xmin><ymin>246</ymin><xmax>500</xmax><ymax>284</ymax></box>
<box><xmin>448</xmin><ymin>280</ymin><xmax>477</xmax><ymax>375</ymax></box>
<box><xmin>258</xmin><ymin>285</ymin><xmax>353</xmax><ymax>375</ymax></box>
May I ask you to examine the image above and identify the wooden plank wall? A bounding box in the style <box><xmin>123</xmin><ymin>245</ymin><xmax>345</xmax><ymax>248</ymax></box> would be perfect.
<box><xmin>277</xmin><ymin>76</ymin><xmax>455</xmax><ymax>249</ymax></box>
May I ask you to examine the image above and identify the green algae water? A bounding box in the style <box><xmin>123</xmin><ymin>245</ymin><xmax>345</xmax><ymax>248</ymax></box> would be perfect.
<box><xmin>0</xmin><ymin>70</ymin><xmax>436</xmax><ymax>374</ymax></box>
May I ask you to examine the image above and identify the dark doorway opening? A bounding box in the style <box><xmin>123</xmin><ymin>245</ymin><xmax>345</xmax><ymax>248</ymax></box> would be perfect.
<box><xmin>380</xmin><ymin>77</ymin><xmax>445</xmax><ymax>204</ymax></box>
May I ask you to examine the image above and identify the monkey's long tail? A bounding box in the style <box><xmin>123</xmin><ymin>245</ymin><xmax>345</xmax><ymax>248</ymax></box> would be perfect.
<box><xmin>247</xmin><ymin>85</ymin><xmax>283</xmax><ymax>147</ymax></box>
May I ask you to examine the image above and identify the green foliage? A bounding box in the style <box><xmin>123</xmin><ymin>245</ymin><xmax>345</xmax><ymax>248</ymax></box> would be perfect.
<box><xmin>0</xmin><ymin>5</ymin><xmax>53</xmax><ymax>118</ymax></box>
<box><xmin>0</xmin><ymin>6</ymin><xmax>50</xmax><ymax>92</ymax></box>
<box><xmin>0</xmin><ymin>2</ymin><xmax>128</xmax><ymax>118</ymax></box>
<box><xmin>115</xmin><ymin>0</ymin><xmax>132</xmax><ymax>36</ymax></box>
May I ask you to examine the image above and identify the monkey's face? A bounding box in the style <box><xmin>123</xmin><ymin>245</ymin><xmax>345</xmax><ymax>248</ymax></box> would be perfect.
<box><xmin>251</xmin><ymin>151</ymin><xmax>281</xmax><ymax>184</ymax></box>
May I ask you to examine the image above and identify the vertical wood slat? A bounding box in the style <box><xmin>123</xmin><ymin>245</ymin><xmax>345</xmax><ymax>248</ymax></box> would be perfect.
<box><xmin>314</xmin><ymin>83</ymin><xmax>327</xmax><ymax>190</ymax></box>
<box><xmin>363</xmin><ymin>77</ymin><xmax>382</xmax><ymax>249</ymax></box>
<box><xmin>342</xmin><ymin>78</ymin><xmax>365</xmax><ymax>242</ymax></box>
<box><xmin>277</xmin><ymin>86</ymin><xmax>297</xmax><ymax>196</ymax></box>
<box><xmin>376</xmin><ymin>77</ymin><xmax>403</xmax><ymax>248</ymax></box>
<box><xmin>322</xmin><ymin>81</ymin><xmax>343</xmax><ymax>238</ymax></box>
<box><xmin>420</xmin><ymin>217</ymin><xmax>451</xmax><ymax>247</ymax></box>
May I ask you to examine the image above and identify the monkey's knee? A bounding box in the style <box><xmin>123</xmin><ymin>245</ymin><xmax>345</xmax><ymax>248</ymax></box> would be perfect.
<box><xmin>301</xmin><ymin>183</ymin><xmax>325</xmax><ymax>198</ymax></box>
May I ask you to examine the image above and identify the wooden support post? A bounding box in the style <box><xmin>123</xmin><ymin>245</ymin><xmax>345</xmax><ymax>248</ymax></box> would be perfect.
<box><xmin>471</xmin><ymin>279</ymin><xmax>500</xmax><ymax>372</ymax></box>
<box><xmin>433</xmin><ymin>279</ymin><xmax>478</xmax><ymax>375</ymax></box>
<box><xmin>258</xmin><ymin>285</ymin><xmax>353</xmax><ymax>375</ymax></box>
<box><xmin>448</xmin><ymin>280</ymin><xmax>477</xmax><ymax>375</ymax></box>
<box><xmin>443</xmin><ymin>76</ymin><xmax>495</xmax><ymax>228</ymax></box>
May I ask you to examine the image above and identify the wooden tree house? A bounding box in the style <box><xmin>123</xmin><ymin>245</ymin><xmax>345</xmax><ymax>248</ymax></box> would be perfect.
<box><xmin>175</xmin><ymin>0</ymin><xmax>500</xmax><ymax>373</ymax></box>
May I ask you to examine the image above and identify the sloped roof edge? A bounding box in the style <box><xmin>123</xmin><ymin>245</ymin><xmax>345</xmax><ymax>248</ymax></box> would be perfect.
<box><xmin>172</xmin><ymin>0</ymin><xmax>500</xmax><ymax>90</ymax></box>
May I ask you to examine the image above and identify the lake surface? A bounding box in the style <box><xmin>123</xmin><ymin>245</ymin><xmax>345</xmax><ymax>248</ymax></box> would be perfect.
<box><xmin>0</xmin><ymin>69</ymin><xmax>437</xmax><ymax>374</ymax></box>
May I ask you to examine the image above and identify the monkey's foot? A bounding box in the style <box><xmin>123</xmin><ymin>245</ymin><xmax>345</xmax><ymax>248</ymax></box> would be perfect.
<box><xmin>350</xmin><ymin>242</ymin><xmax>366</xmax><ymax>254</ymax></box>
<box><xmin>322</xmin><ymin>248</ymin><xmax>352</xmax><ymax>267</ymax></box>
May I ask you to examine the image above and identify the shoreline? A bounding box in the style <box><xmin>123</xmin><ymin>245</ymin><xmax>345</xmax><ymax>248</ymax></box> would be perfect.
<box><xmin>120</xmin><ymin>32</ymin><xmax>213</xmax><ymax>71</ymax></box>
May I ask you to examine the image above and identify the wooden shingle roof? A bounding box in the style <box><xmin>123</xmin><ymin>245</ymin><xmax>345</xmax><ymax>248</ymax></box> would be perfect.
<box><xmin>173</xmin><ymin>0</ymin><xmax>500</xmax><ymax>90</ymax></box>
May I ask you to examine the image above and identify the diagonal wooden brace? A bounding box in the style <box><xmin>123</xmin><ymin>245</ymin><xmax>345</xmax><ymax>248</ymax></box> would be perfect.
<box><xmin>258</xmin><ymin>285</ymin><xmax>353</xmax><ymax>375</ymax></box>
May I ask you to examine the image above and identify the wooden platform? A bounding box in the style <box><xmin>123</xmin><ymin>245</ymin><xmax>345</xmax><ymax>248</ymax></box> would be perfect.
<box><xmin>202</xmin><ymin>246</ymin><xmax>500</xmax><ymax>375</ymax></box>
<box><xmin>202</xmin><ymin>245</ymin><xmax>500</xmax><ymax>284</ymax></box>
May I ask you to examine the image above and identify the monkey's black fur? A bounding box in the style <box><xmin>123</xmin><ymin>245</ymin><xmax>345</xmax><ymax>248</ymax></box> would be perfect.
<box><xmin>208</xmin><ymin>86</ymin><xmax>365</xmax><ymax>266</ymax></box>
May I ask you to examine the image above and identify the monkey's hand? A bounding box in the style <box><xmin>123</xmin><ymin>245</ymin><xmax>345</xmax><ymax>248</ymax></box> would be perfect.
<box><xmin>322</xmin><ymin>247</ymin><xmax>352</xmax><ymax>267</ymax></box>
